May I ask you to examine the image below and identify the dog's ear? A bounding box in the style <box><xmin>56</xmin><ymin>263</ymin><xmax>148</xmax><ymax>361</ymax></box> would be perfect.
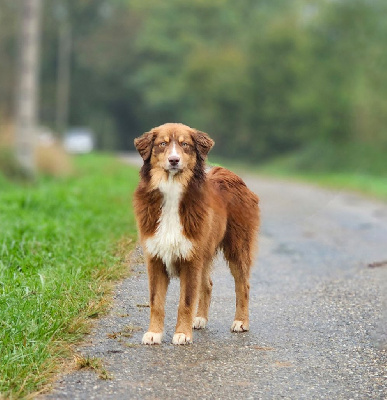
<box><xmin>134</xmin><ymin>130</ymin><xmax>156</xmax><ymax>160</ymax></box>
<box><xmin>191</xmin><ymin>130</ymin><xmax>214</xmax><ymax>158</ymax></box>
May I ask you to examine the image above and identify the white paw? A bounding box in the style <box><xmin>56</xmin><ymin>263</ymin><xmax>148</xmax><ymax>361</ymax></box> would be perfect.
<box><xmin>142</xmin><ymin>331</ymin><xmax>162</xmax><ymax>345</ymax></box>
<box><xmin>172</xmin><ymin>333</ymin><xmax>192</xmax><ymax>345</ymax></box>
<box><xmin>193</xmin><ymin>317</ymin><xmax>207</xmax><ymax>329</ymax></box>
<box><xmin>231</xmin><ymin>320</ymin><xmax>249</xmax><ymax>332</ymax></box>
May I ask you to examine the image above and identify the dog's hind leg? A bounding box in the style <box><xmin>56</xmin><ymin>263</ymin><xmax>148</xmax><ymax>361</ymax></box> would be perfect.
<box><xmin>193</xmin><ymin>264</ymin><xmax>213</xmax><ymax>329</ymax></box>
<box><xmin>222</xmin><ymin>201</ymin><xmax>258</xmax><ymax>332</ymax></box>
<box><xmin>228</xmin><ymin>261</ymin><xmax>251</xmax><ymax>332</ymax></box>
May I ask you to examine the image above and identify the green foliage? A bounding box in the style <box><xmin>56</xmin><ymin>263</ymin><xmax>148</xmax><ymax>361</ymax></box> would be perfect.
<box><xmin>1</xmin><ymin>0</ymin><xmax>386</xmax><ymax>172</ymax></box>
<box><xmin>0</xmin><ymin>154</ymin><xmax>138</xmax><ymax>398</ymax></box>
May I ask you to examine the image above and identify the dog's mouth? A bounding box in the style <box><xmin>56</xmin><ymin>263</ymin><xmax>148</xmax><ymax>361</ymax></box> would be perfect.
<box><xmin>166</xmin><ymin>165</ymin><xmax>182</xmax><ymax>175</ymax></box>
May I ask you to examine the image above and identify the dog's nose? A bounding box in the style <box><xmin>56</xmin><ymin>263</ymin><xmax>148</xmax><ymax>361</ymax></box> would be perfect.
<box><xmin>168</xmin><ymin>156</ymin><xmax>180</xmax><ymax>166</ymax></box>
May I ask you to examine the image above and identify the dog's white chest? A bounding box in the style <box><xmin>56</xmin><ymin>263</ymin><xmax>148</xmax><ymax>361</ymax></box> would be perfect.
<box><xmin>145</xmin><ymin>177</ymin><xmax>193</xmax><ymax>276</ymax></box>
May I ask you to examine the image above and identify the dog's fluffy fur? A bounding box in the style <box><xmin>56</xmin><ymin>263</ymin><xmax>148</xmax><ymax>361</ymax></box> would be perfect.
<box><xmin>133</xmin><ymin>123</ymin><xmax>259</xmax><ymax>345</ymax></box>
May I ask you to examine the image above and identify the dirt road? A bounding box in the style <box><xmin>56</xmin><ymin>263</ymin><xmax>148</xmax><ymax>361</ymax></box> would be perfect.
<box><xmin>44</xmin><ymin>155</ymin><xmax>387</xmax><ymax>399</ymax></box>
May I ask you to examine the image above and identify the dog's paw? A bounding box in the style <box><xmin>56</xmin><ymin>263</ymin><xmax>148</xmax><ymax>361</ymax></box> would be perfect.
<box><xmin>142</xmin><ymin>331</ymin><xmax>162</xmax><ymax>345</ymax></box>
<box><xmin>172</xmin><ymin>333</ymin><xmax>192</xmax><ymax>345</ymax></box>
<box><xmin>231</xmin><ymin>320</ymin><xmax>249</xmax><ymax>332</ymax></box>
<box><xmin>193</xmin><ymin>317</ymin><xmax>207</xmax><ymax>329</ymax></box>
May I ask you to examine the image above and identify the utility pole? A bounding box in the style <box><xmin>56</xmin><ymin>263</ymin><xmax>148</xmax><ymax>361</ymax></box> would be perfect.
<box><xmin>55</xmin><ymin>4</ymin><xmax>71</xmax><ymax>136</ymax></box>
<box><xmin>15</xmin><ymin>0</ymin><xmax>43</xmax><ymax>175</ymax></box>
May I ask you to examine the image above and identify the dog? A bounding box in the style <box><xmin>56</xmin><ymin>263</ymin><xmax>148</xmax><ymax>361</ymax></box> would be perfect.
<box><xmin>133</xmin><ymin>123</ymin><xmax>259</xmax><ymax>345</ymax></box>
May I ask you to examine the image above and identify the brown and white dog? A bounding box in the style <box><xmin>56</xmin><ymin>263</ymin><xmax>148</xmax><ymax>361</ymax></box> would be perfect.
<box><xmin>133</xmin><ymin>123</ymin><xmax>259</xmax><ymax>345</ymax></box>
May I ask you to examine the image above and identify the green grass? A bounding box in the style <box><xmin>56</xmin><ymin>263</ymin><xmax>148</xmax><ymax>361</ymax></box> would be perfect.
<box><xmin>210</xmin><ymin>142</ymin><xmax>387</xmax><ymax>202</ymax></box>
<box><xmin>0</xmin><ymin>154</ymin><xmax>139</xmax><ymax>398</ymax></box>
<box><xmin>259</xmin><ymin>167</ymin><xmax>387</xmax><ymax>201</ymax></box>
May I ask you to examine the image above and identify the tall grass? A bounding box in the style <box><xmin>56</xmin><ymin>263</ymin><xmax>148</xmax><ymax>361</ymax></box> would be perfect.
<box><xmin>0</xmin><ymin>123</ymin><xmax>72</xmax><ymax>180</ymax></box>
<box><xmin>258</xmin><ymin>142</ymin><xmax>387</xmax><ymax>200</ymax></box>
<box><xmin>0</xmin><ymin>154</ymin><xmax>139</xmax><ymax>398</ymax></box>
<box><xmin>0</xmin><ymin>123</ymin><xmax>29</xmax><ymax>180</ymax></box>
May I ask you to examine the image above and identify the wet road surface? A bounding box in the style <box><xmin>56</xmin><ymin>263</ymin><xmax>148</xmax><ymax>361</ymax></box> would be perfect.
<box><xmin>43</xmin><ymin>155</ymin><xmax>387</xmax><ymax>399</ymax></box>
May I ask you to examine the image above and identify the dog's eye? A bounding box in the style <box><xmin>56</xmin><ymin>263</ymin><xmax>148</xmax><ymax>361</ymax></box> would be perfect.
<box><xmin>182</xmin><ymin>142</ymin><xmax>189</xmax><ymax>148</ymax></box>
<box><xmin>159</xmin><ymin>142</ymin><xmax>167</xmax><ymax>148</ymax></box>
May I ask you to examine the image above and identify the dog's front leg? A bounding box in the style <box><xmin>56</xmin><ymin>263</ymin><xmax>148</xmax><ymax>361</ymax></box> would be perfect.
<box><xmin>173</xmin><ymin>260</ymin><xmax>201</xmax><ymax>345</ymax></box>
<box><xmin>142</xmin><ymin>256</ymin><xmax>169</xmax><ymax>345</ymax></box>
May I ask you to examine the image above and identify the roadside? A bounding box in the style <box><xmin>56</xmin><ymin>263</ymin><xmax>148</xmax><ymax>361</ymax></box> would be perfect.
<box><xmin>0</xmin><ymin>155</ymin><xmax>138</xmax><ymax>399</ymax></box>
<box><xmin>42</xmin><ymin>154</ymin><xmax>387</xmax><ymax>399</ymax></box>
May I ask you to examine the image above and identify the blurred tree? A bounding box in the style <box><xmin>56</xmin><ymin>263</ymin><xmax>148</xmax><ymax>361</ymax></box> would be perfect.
<box><xmin>0</xmin><ymin>0</ymin><xmax>386</xmax><ymax>165</ymax></box>
<box><xmin>0</xmin><ymin>1</ymin><xmax>19</xmax><ymax>121</ymax></box>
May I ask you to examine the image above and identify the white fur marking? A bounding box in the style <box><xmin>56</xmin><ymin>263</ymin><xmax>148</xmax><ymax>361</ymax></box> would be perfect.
<box><xmin>142</xmin><ymin>331</ymin><xmax>163</xmax><ymax>345</ymax></box>
<box><xmin>231</xmin><ymin>320</ymin><xmax>249</xmax><ymax>332</ymax></box>
<box><xmin>170</xmin><ymin>142</ymin><xmax>179</xmax><ymax>158</ymax></box>
<box><xmin>145</xmin><ymin>176</ymin><xmax>193</xmax><ymax>277</ymax></box>
<box><xmin>166</xmin><ymin>142</ymin><xmax>180</xmax><ymax>173</ymax></box>
<box><xmin>193</xmin><ymin>317</ymin><xmax>207</xmax><ymax>329</ymax></box>
<box><xmin>172</xmin><ymin>333</ymin><xmax>192</xmax><ymax>345</ymax></box>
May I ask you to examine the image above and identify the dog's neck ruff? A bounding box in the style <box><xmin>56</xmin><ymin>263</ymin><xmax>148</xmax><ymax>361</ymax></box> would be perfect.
<box><xmin>145</xmin><ymin>174</ymin><xmax>193</xmax><ymax>277</ymax></box>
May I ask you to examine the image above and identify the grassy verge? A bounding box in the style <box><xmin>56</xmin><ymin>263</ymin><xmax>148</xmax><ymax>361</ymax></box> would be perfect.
<box><xmin>257</xmin><ymin>168</ymin><xmax>387</xmax><ymax>201</ymax></box>
<box><xmin>210</xmin><ymin>143</ymin><xmax>387</xmax><ymax>202</ymax></box>
<box><xmin>0</xmin><ymin>154</ymin><xmax>139</xmax><ymax>398</ymax></box>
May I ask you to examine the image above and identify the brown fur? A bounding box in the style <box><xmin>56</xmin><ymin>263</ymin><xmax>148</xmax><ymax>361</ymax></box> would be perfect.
<box><xmin>133</xmin><ymin>123</ymin><xmax>259</xmax><ymax>344</ymax></box>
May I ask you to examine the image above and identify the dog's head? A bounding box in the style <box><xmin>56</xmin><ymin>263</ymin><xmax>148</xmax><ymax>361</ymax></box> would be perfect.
<box><xmin>134</xmin><ymin>123</ymin><xmax>214</xmax><ymax>175</ymax></box>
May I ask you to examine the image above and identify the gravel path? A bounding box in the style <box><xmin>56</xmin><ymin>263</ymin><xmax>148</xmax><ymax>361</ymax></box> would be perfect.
<box><xmin>43</xmin><ymin>155</ymin><xmax>387</xmax><ymax>399</ymax></box>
